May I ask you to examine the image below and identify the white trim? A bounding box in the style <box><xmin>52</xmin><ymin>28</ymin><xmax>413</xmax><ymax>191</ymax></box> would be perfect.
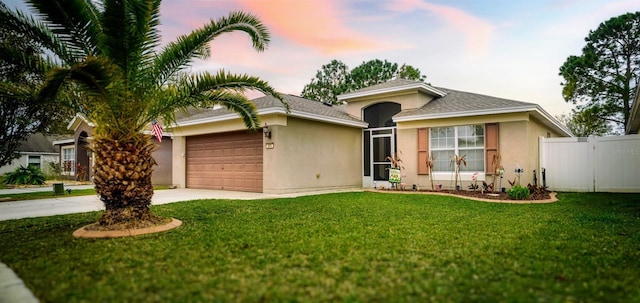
<box><xmin>338</xmin><ymin>82</ymin><xmax>447</xmax><ymax>101</ymax></box>
<box><xmin>67</xmin><ymin>113</ymin><xmax>95</xmax><ymax>130</ymax></box>
<box><xmin>174</xmin><ymin>107</ymin><xmax>368</xmax><ymax>128</ymax></box>
<box><xmin>531</xmin><ymin>105</ymin><xmax>574</xmax><ymax>137</ymax></box>
<box><xmin>393</xmin><ymin>104</ymin><xmax>573</xmax><ymax>137</ymax></box>
<box><xmin>393</xmin><ymin>105</ymin><xmax>536</xmax><ymax>121</ymax></box>
<box><xmin>53</xmin><ymin>138</ymin><xmax>74</xmax><ymax>145</ymax></box>
<box><xmin>432</xmin><ymin>172</ymin><xmax>486</xmax><ymax>182</ymax></box>
<box><xmin>19</xmin><ymin>151</ymin><xmax>58</xmax><ymax>156</ymax></box>
<box><xmin>141</xmin><ymin>131</ymin><xmax>174</xmax><ymax>139</ymax></box>
<box><xmin>625</xmin><ymin>84</ymin><xmax>640</xmax><ymax>134</ymax></box>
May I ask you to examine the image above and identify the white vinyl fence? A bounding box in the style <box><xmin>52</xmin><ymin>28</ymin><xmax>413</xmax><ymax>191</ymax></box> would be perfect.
<box><xmin>539</xmin><ymin>135</ymin><xmax>640</xmax><ymax>192</ymax></box>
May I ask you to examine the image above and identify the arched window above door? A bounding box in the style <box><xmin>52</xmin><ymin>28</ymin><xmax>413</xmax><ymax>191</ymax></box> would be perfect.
<box><xmin>363</xmin><ymin>102</ymin><xmax>401</xmax><ymax>128</ymax></box>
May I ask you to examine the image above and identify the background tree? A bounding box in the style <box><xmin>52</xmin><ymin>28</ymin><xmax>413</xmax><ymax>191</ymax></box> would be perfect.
<box><xmin>556</xmin><ymin>109</ymin><xmax>613</xmax><ymax>137</ymax></box>
<box><xmin>559</xmin><ymin>12</ymin><xmax>640</xmax><ymax>133</ymax></box>
<box><xmin>301</xmin><ymin>59</ymin><xmax>427</xmax><ymax>104</ymax></box>
<box><xmin>300</xmin><ymin>59</ymin><xmax>350</xmax><ymax>104</ymax></box>
<box><xmin>0</xmin><ymin>2</ymin><xmax>73</xmax><ymax>168</ymax></box>
<box><xmin>2</xmin><ymin>0</ymin><xmax>284</xmax><ymax>229</ymax></box>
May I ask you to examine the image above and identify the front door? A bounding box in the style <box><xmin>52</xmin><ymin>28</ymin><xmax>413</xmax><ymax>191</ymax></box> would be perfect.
<box><xmin>362</xmin><ymin>102</ymin><xmax>401</xmax><ymax>188</ymax></box>
<box><xmin>363</xmin><ymin>127</ymin><xmax>397</xmax><ymax>187</ymax></box>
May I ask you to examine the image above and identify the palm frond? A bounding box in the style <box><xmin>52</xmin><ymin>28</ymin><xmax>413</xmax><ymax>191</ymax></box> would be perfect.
<box><xmin>144</xmin><ymin>70</ymin><xmax>285</xmax><ymax>128</ymax></box>
<box><xmin>25</xmin><ymin>0</ymin><xmax>101</xmax><ymax>60</ymax></box>
<box><xmin>0</xmin><ymin>3</ymin><xmax>74</xmax><ymax>64</ymax></box>
<box><xmin>150</xmin><ymin>11</ymin><xmax>270</xmax><ymax>87</ymax></box>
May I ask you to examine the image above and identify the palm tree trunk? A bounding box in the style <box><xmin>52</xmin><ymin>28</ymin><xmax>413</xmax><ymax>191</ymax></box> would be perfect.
<box><xmin>91</xmin><ymin>135</ymin><xmax>161</xmax><ymax>227</ymax></box>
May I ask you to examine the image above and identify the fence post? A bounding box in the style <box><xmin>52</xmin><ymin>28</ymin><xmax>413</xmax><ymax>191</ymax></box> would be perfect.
<box><xmin>538</xmin><ymin>136</ymin><xmax>545</xmax><ymax>189</ymax></box>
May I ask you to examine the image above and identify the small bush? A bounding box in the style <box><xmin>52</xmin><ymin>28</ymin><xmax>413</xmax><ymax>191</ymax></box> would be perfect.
<box><xmin>507</xmin><ymin>184</ymin><xmax>530</xmax><ymax>200</ymax></box>
<box><xmin>3</xmin><ymin>165</ymin><xmax>46</xmax><ymax>185</ymax></box>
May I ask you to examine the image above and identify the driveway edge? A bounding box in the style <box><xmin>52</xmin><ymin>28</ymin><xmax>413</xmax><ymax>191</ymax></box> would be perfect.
<box><xmin>0</xmin><ymin>262</ymin><xmax>38</xmax><ymax>303</ymax></box>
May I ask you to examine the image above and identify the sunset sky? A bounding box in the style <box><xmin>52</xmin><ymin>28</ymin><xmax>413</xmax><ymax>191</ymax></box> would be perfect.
<box><xmin>6</xmin><ymin>0</ymin><xmax>639</xmax><ymax>116</ymax></box>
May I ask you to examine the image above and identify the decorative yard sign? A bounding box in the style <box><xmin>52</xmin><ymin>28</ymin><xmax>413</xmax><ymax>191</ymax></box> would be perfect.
<box><xmin>389</xmin><ymin>168</ymin><xmax>401</xmax><ymax>184</ymax></box>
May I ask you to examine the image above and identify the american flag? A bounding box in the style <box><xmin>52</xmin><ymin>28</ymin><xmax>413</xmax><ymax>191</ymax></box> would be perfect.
<box><xmin>151</xmin><ymin>120</ymin><xmax>163</xmax><ymax>142</ymax></box>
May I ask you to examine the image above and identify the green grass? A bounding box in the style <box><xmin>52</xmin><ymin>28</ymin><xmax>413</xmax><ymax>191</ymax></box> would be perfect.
<box><xmin>1</xmin><ymin>192</ymin><xmax>639</xmax><ymax>302</ymax></box>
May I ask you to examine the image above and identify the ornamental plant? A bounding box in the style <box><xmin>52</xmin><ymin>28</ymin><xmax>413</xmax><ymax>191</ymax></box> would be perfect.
<box><xmin>3</xmin><ymin>165</ymin><xmax>46</xmax><ymax>185</ymax></box>
<box><xmin>507</xmin><ymin>184</ymin><xmax>530</xmax><ymax>200</ymax></box>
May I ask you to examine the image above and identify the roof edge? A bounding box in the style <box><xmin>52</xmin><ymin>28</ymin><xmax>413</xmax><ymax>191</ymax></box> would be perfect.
<box><xmin>174</xmin><ymin>108</ymin><xmax>367</xmax><ymax>129</ymax></box>
<box><xmin>393</xmin><ymin>105</ymin><xmax>537</xmax><ymax>122</ymax></box>
<box><xmin>337</xmin><ymin>82</ymin><xmax>446</xmax><ymax>101</ymax></box>
<box><xmin>393</xmin><ymin>105</ymin><xmax>573</xmax><ymax>137</ymax></box>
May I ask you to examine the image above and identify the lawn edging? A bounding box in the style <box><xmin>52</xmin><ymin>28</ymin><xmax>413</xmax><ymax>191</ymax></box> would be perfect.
<box><xmin>366</xmin><ymin>189</ymin><xmax>558</xmax><ymax>204</ymax></box>
<box><xmin>72</xmin><ymin>218</ymin><xmax>182</xmax><ymax>238</ymax></box>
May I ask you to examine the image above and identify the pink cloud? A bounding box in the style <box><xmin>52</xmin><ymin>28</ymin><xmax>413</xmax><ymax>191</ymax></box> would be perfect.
<box><xmin>385</xmin><ymin>0</ymin><xmax>495</xmax><ymax>59</ymax></box>
<box><xmin>236</xmin><ymin>0</ymin><xmax>389</xmax><ymax>54</ymax></box>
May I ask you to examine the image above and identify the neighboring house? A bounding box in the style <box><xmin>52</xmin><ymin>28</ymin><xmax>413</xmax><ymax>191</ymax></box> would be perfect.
<box><xmin>53</xmin><ymin>113</ymin><xmax>173</xmax><ymax>185</ymax></box>
<box><xmin>0</xmin><ymin>133</ymin><xmax>60</xmax><ymax>175</ymax></box>
<box><xmin>170</xmin><ymin>79</ymin><xmax>572</xmax><ymax>193</ymax></box>
<box><xmin>625</xmin><ymin>85</ymin><xmax>640</xmax><ymax>134</ymax></box>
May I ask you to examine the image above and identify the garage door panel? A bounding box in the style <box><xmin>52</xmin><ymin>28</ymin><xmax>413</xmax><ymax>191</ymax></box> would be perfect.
<box><xmin>186</xmin><ymin>131</ymin><xmax>263</xmax><ymax>192</ymax></box>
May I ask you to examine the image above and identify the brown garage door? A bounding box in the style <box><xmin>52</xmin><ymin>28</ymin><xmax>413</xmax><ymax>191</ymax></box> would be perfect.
<box><xmin>186</xmin><ymin>131</ymin><xmax>263</xmax><ymax>192</ymax></box>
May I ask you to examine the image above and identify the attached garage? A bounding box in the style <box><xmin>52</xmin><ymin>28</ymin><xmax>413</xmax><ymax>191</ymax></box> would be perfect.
<box><xmin>186</xmin><ymin>131</ymin><xmax>263</xmax><ymax>192</ymax></box>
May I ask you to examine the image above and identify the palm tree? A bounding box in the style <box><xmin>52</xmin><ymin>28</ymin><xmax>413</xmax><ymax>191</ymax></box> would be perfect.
<box><xmin>1</xmin><ymin>0</ymin><xmax>285</xmax><ymax>229</ymax></box>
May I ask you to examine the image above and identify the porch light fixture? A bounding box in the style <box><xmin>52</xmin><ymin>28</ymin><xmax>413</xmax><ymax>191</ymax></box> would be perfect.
<box><xmin>263</xmin><ymin>123</ymin><xmax>271</xmax><ymax>139</ymax></box>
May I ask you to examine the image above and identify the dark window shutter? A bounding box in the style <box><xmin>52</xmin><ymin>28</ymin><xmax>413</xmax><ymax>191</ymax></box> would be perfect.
<box><xmin>485</xmin><ymin>123</ymin><xmax>499</xmax><ymax>175</ymax></box>
<box><xmin>418</xmin><ymin>128</ymin><xmax>429</xmax><ymax>174</ymax></box>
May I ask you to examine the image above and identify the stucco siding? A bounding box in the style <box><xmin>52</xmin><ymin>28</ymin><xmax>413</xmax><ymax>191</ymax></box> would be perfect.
<box><xmin>171</xmin><ymin>136</ymin><xmax>186</xmax><ymax>188</ymax></box>
<box><xmin>263</xmin><ymin>117</ymin><xmax>362</xmax><ymax>194</ymax></box>
<box><xmin>499</xmin><ymin>120</ymin><xmax>530</xmax><ymax>188</ymax></box>
<box><xmin>396</xmin><ymin>128</ymin><xmax>419</xmax><ymax>187</ymax></box>
<box><xmin>152</xmin><ymin>138</ymin><xmax>173</xmax><ymax>185</ymax></box>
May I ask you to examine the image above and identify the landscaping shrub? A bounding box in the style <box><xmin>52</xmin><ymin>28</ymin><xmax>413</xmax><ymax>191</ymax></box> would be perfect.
<box><xmin>3</xmin><ymin>165</ymin><xmax>46</xmax><ymax>185</ymax></box>
<box><xmin>507</xmin><ymin>184</ymin><xmax>530</xmax><ymax>200</ymax></box>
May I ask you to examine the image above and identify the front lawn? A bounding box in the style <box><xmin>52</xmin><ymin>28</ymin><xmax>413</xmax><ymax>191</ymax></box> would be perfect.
<box><xmin>0</xmin><ymin>192</ymin><xmax>638</xmax><ymax>302</ymax></box>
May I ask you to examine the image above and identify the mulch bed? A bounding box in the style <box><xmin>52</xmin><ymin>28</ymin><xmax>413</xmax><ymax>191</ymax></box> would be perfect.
<box><xmin>378</xmin><ymin>188</ymin><xmax>551</xmax><ymax>201</ymax></box>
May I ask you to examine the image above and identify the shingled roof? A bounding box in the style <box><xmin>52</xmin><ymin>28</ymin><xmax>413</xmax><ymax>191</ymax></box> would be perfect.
<box><xmin>17</xmin><ymin>133</ymin><xmax>58</xmax><ymax>153</ymax></box>
<box><xmin>175</xmin><ymin>93</ymin><xmax>366</xmax><ymax>128</ymax></box>
<box><xmin>393</xmin><ymin>87</ymin><xmax>536</xmax><ymax>120</ymax></box>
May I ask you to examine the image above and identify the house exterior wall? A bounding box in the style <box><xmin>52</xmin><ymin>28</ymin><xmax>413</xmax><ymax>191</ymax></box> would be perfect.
<box><xmin>0</xmin><ymin>153</ymin><xmax>59</xmax><ymax>175</ymax></box>
<box><xmin>152</xmin><ymin>137</ymin><xmax>173</xmax><ymax>185</ymax></box>
<box><xmin>263</xmin><ymin>117</ymin><xmax>362</xmax><ymax>194</ymax></box>
<box><xmin>395</xmin><ymin>112</ymin><xmax>547</xmax><ymax>190</ymax></box>
<box><xmin>171</xmin><ymin>114</ymin><xmax>288</xmax><ymax>188</ymax></box>
<box><xmin>172</xmin><ymin>136</ymin><xmax>186</xmax><ymax>188</ymax></box>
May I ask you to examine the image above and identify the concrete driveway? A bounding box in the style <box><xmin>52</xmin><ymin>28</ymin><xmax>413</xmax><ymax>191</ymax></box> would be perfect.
<box><xmin>0</xmin><ymin>187</ymin><xmax>362</xmax><ymax>221</ymax></box>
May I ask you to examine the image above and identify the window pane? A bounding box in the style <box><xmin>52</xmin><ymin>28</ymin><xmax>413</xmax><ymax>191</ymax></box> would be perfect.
<box><xmin>432</xmin><ymin>150</ymin><xmax>452</xmax><ymax>171</ymax></box>
<box><xmin>28</xmin><ymin>156</ymin><xmax>41</xmax><ymax>169</ymax></box>
<box><xmin>373</xmin><ymin>137</ymin><xmax>391</xmax><ymax>162</ymax></box>
<box><xmin>373</xmin><ymin>164</ymin><xmax>390</xmax><ymax>181</ymax></box>
<box><xmin>363</xmin><ymin>132</ymin><xmax>370</xmax><ymax>176</ymax></box>
<box><xmin>430</xmin><ymin>124</ymin><xmax>484</xmax><ymax>172</ymax></box>
<box><xmin>461</xmin><ymin>149</ymin><xmax>484</xmax><ymax>172</ymax></box>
